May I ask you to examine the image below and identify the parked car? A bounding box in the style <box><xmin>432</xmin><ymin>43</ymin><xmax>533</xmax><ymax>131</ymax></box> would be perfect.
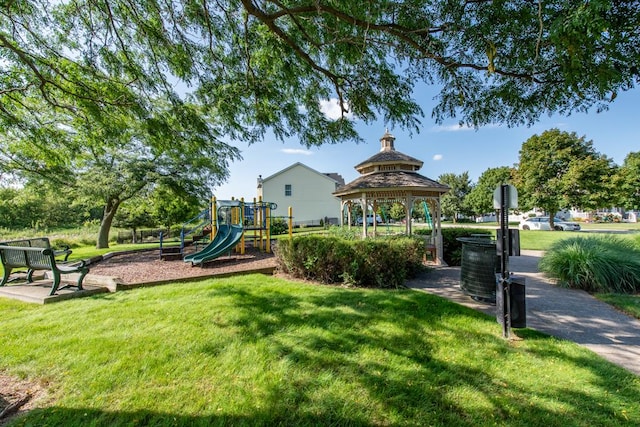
<box><xmin>356</xmin><ymin>214</ymin><xmax>383</xmax><ymax>225</ymax></box>
<box><xmin>518</xmin><ymin>216</ymin><xmax>581</xmax><ymax>231</ymax></box>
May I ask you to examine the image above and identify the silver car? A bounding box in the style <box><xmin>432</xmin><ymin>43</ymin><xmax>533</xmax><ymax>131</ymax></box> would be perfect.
<box><xmin>519</xmin><ymin>216</ymin><xmax>581</xmax><ymax>231</ymax></box>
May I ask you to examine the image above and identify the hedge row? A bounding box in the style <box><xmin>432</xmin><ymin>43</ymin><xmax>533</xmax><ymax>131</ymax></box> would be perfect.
<box><xmin>274</xmin><ymin>235</ymin><xmax>426</xmax><ymax>288</ymax></box>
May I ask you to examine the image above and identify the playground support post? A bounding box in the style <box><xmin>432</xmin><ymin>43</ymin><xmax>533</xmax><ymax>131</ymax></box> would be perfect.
<box><xmin>265</xmin><ymin>203</ymin><xmax>271</xmax><ymax>253</ymax></box>
<box><xmin>288</xmin><ymin>206</ymin><xmax>293</xmax><ymax>238</ymax></box>
<box><xmin>211</xmin><ymin>196</ymin><xmax>217</xmax><ymax>239</ymax></box>
<box><xmin>252</xmin><ymin>197</ymin><xmax>258</xmax><ymax>249</ymax></box>
<box><xmin>258</xmin><ymin>196</ymin><xmax>264</xmax><ymax>251</ymax></box>
<box><xmin>239</xmin><ymin>198</ymin><xmax>245</xmax><ymax>255</ymax></box>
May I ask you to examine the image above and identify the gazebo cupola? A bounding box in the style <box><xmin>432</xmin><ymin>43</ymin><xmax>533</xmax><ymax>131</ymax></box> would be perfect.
<box><xmin>355</xmin><ymin>130</ymin><xmax>424</xmax><ymax>175</ymax></box>
<box><xmin>333</xmin><ymin>130</ymin><xmax>450</xmax><ymax>264</ymax></box>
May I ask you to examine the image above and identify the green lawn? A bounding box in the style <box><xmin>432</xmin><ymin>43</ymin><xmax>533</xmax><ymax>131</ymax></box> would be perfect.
<box><xmin>1</xmin><ymin>274</ymin><xmax>639</xmax><ymax>426</ymax></box>
<box><xmin>596</xmin><ymin>294</ymin><xmax>640</xmax><ymax>319</ymax></box>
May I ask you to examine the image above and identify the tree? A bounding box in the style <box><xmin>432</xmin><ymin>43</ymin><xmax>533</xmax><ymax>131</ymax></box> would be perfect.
<box><xmin>514</xmin><ymin>129</ymin><xmax>614</xmax><ymax>229</ymax></box>
<box><xmin>389</xmin><ymin>203</ymin><xmax>406</xmax><ymax>222</ymax></box>
<box><xmin>466</xmin><ymin>167</ymin><xmax>514</xmax><ymax>217</ymax></box>
<box><xmin>114</xmin><ymin>198</ymin><xmax>156</xmax><ymax>244</ymax></box>
<box><xmin>612</xmin><ymin>152</ymin><xmax>640</xmax><ymax>210</ymax></box>
<box><xmin>1</xmin><ymin>99</ymin><xmax>240</xmax><ymax>248</ymax></box>
<box><xmin>438</xmin><ymin>172</ymin><xmax>473</xmax><ymax>222</ymax></box>
<box><xmin>3</xmin><ymin>2</ymin><xmax>640</xmax><ymax>239</ymax></box>
<box><xmin>1</xmin><ymin>1</ymin><xmax>640</xmax><ymax>148</ymax></box>
<box><xmin>148</xmin><ymin>184</ymin><xmax>203</xmax><ymax>229</ymax></box>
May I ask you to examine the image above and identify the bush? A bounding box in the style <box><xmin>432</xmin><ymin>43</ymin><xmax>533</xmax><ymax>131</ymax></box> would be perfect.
<box><xmin>270</xmin><ymin>217</ymin><xmax>288</xmax><ymax>235</ymax></box>
<box><xmin>441</xmin><ymin>228</ymin><xmax>494</xmax><ymax>266</ymax></box>
<box><xmin>50</xmin><ymin>238</ymin><xmax>76</xmax><ymax>250</ymax></box>
<box><xmin>275</xmin><ymin>235</ymin><xmax>426</xmax><ymax>288</ymax></box>
<box><xmin>539</xmin><ymin>235</ymin><xmax>640</xmax><ymax>294</ymax></box>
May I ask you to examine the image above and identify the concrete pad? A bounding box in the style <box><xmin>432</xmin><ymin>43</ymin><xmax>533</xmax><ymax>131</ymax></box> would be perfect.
<box><xmin>0</xmin><ymin>281</ymin><xmax>108</xmax><ymax>304</ymax></box>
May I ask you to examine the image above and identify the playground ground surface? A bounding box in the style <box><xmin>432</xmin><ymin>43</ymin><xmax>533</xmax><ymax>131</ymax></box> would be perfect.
<box><xmin>88</xmin><ymin>246</ymin><xmax>278</xmax><ymax>285</ymax></box>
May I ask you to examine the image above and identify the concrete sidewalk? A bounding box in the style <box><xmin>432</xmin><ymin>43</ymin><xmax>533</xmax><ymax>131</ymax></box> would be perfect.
<box><xmin>406</xmin><ymin>250</ymin><xmax>640</xmax><ymax>376</ymax></box>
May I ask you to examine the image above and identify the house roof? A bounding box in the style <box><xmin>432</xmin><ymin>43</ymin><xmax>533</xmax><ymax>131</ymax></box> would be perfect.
<box><xmin>260</xmin><ymin>162</ymin><xmax>344</xmax><ymax>185</ymax></box>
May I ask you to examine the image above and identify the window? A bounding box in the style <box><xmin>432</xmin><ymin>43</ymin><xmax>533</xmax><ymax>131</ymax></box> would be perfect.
<box><xmin>285</xmin><ymin>184</ymin><xmax>292</xmax><ymax>196</ymax></box>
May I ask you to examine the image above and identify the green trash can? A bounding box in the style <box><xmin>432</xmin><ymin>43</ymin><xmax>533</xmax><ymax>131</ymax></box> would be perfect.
<box><xmin>457</xmin><ymin>237</ymin><xmax>499</xmax><ymax>302</ymax></box>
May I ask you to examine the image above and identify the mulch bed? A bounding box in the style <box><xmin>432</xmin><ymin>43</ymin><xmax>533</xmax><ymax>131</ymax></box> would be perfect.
<box><xmin>87</xmin><ymin>246</ymin><xmax>279</xmax><ymax>285</ymax></box>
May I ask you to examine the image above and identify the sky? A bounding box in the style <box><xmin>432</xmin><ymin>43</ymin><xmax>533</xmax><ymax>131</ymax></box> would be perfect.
<box><xmin>212</xmin><ymin>85</ymin><xmax>639</xmax><ymax>201</ymax></box>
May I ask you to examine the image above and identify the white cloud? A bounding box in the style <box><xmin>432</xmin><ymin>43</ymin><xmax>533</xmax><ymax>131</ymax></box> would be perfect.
<box><xmin>433</xmin><ymin>154</ymin><xmax>443</xmax><ymax>161</ymax></box>
<box><xmin>431</xmin><ymin>124</ymin><xmax>474</xmax><ymax>132</ymax></box>
<box><xmin>431</xmin><ymin>123</ymin><xmax>502</xmax><ymax>132</ymax></box>
<box><xmin>281</xmin><ymin>148</ymin><xmax>313</xmax><ymax>156</ymax></box>
<box><xmin>319</xmin><ymin>98</ymin><xmax>353</xmax><ymax>120</ymax></box>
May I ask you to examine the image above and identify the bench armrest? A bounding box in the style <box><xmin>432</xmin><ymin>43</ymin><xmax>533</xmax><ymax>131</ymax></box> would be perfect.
<box><xmin>53</xmin><ymin>246</ymin><xmax>73</xmax><ymax>261</ymax></box>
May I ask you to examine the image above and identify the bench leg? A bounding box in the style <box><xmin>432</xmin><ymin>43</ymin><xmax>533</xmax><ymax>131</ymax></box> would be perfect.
<box><xmin>49</xmin><ymin>271</ymin><xmax>62</xmax><ymax>296</ymax></box>
<box><xmin>1</xmin><ymin>267</ymin><xmax>12</xmax><ymax>286</ymax></box>
<box><xmin>54</xmin><ymin>268</ymin><xmax>89</xmax><ymax>294</ymax></box>
<box><xmin>75</xmin><ymin>268</ymin><xmax>88</xmax><ymax>291</ymax></box>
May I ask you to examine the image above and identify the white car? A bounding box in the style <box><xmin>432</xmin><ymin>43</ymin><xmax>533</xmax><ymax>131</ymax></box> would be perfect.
<box><xmin>356</xmin><ymin>214</ymin><xmax>383</xmax><ymax>225</ymax></box>
<box><xmin>519</xmin><ymin>217</ymin><xmax>581</xmax><ymax>231</ymax></box>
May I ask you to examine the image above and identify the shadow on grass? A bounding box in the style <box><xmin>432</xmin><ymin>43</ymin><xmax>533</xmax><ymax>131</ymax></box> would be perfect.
<box><xmin>5</xmin><ymin>279</ymin><xmax>640</xmax><ymax>426</ymax></box>
<box><xmin>192</xmin><ymin>285</ymin><xmax>638</xmax><ymax>426</ymax></box>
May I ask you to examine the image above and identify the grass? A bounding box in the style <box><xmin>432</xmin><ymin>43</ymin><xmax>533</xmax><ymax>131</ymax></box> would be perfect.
<box><xmin>1</xmin><ymin>274</ymin><xmax>640</xmax><ymax>426</ymax></box>
<box><xmin>579</xmin><ymin>222</ymin><xmax>640</xmax><ymax>231</ymax></box>
<box><xmin>596</xmin><ymin>294</ymin><xmax>640</xmax><ymax>319</ymax></box>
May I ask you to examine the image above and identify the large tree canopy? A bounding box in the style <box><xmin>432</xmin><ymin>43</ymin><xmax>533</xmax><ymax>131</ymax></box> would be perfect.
<box><xmin>438</xmin><ymin>171</ymin><xmax>473</xmax><ymax>222</ymax></box>
<box><xmin>465</xmin><ymin>166</ymin><xmax>514</xmax><ymax>217</ymax></box>
<box><xmin>1</xmin><ymin>0</ymin><xmax>639</xmax><ymax>148</ymax></box>
<box><xmin>514</xmin><ymin>128</ymin><xmax>615</xmax><ymax>228</ymax></box>
<box><xmin>612</xmin><ymin>152</ymin><xmax>640</xmax><ymax>210</ymax></box>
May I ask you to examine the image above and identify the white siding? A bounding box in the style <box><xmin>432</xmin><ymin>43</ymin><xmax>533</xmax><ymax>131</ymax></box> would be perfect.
<box><xmin>260</xmin><ymin>163</ymin><xmax>341</xmax><ymax>225</ymax></box>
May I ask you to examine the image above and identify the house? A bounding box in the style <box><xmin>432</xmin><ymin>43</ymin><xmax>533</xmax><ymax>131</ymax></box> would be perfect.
<box><xmin>257</xmin><ymin>162</ymin><xmax>344</xmax><ymax>226</ymax></box>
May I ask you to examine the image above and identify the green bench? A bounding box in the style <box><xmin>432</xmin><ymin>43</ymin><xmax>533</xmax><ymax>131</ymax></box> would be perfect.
<box><xmin>0</xmin><ymin>237</ymin><xmax>73</xmax><ymax>261</ymax></box>
<box><xmin>0</xmin><ymin>239</ymin><xmax>89</xmax><ymax>296</ymax></box>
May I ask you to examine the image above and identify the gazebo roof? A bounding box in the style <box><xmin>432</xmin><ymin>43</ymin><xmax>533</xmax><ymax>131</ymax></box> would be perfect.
<box><xmin>333</xmin><ymin>170</ymin><xmax>449</xmax><ymax>197</ymax></box>
<box><xmin>354</xmin><ymin>150</ymin><xmax>423</xmax><ymax>172</ymax></box>
<box><xmin>333</xmin><ymin>130</ymin><xmax>449</xmax><ymax>198</ymax></box>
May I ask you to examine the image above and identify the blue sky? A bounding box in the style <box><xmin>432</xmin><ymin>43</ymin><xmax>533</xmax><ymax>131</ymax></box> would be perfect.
<box><xmin>213</xmin><ymin>86</ymin><xmax>639</xmax><ymax>200</ymax></box>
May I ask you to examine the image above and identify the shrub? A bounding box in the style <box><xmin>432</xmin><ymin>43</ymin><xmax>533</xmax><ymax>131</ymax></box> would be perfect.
<box><xmin>441</xmin><ymin>228</ymin><xmax>494</xmax><ymax>266</ymax></box>
<box><xmin>326</xmin><ymin>225</ymin><xmax>360</xmax><ymax>240</ymax></box>
<box><xmin>50</xmin><ymin>238</ymin><xmax>76</xmax><ymax>250</ymax></box>
<box><xmin>275</xmin><ymin>235</ymin><xmax>426</xmax><ymax>288</ymax></box>
<box><xmin>270</xmin><ymin>217</ymin><xmax>288</xmax><ymax>235</ymax></box>
<box><xmin>539</xmin><ymin>235</ymin><xmax>640</xmax><ymax>294</ymax></box>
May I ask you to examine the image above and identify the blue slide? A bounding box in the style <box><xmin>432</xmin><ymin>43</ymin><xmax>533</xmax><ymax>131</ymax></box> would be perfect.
<box><xmin>183</xmin><ymin>224</ymin><xmax>244</xmax><ymax>266</ymax></box>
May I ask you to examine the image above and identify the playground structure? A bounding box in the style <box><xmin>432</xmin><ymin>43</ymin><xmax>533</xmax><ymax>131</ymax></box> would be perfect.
<box><xmin>160</xmin><ymin>197</ymin><xmax>292</xmax><ymax>265</ymax></box>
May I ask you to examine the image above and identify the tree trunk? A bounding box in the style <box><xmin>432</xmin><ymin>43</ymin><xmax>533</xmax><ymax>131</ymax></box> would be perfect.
<box><xmin>548</xmin><ymin>211</ymin><xmax>556</xmax><ymax>230</ymax></box>
<box><xmin>97</xmin><ymin>198</ymin><xmax>120</xmax><ymax>249</ymax></box>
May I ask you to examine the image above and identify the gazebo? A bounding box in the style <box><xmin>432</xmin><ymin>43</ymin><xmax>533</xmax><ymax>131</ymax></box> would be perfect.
<box><xmin>333</xmin><ymin>130</ymin><xmax>450</xmax><ymax>263</ymax></box>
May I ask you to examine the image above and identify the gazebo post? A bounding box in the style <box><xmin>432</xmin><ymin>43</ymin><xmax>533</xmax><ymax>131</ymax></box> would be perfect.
<box><xmin>372</xmin><ymin>201</ymin><xmax>378</xmax><ymax>234</ymax></box>
<box><xmin>434</xmin><ymin>198</ymin><xmax>444</xmax><ymax>264</ymax></box>
<box><xmin>405</xmin><ymin>194</ymin><xmax>413</xmax><ymax>235</ymax></box>
<box><xmin>361</xmin><ymin>194</ymin><xmax>368</xmax><ymax>238</ymax></box>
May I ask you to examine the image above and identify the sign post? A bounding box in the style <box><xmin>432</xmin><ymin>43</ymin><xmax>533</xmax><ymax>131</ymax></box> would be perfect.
<box><xmin>493</xmin><ymin>184</ymin><xmax>518</xmax><ymax>339</ymax></box>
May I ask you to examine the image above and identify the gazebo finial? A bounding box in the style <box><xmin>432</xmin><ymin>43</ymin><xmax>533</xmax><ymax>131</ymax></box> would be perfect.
<box><xmin>380</xmin><ymin>129</ymin><xmax>395</xmax><ymax>152</ymax></box>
